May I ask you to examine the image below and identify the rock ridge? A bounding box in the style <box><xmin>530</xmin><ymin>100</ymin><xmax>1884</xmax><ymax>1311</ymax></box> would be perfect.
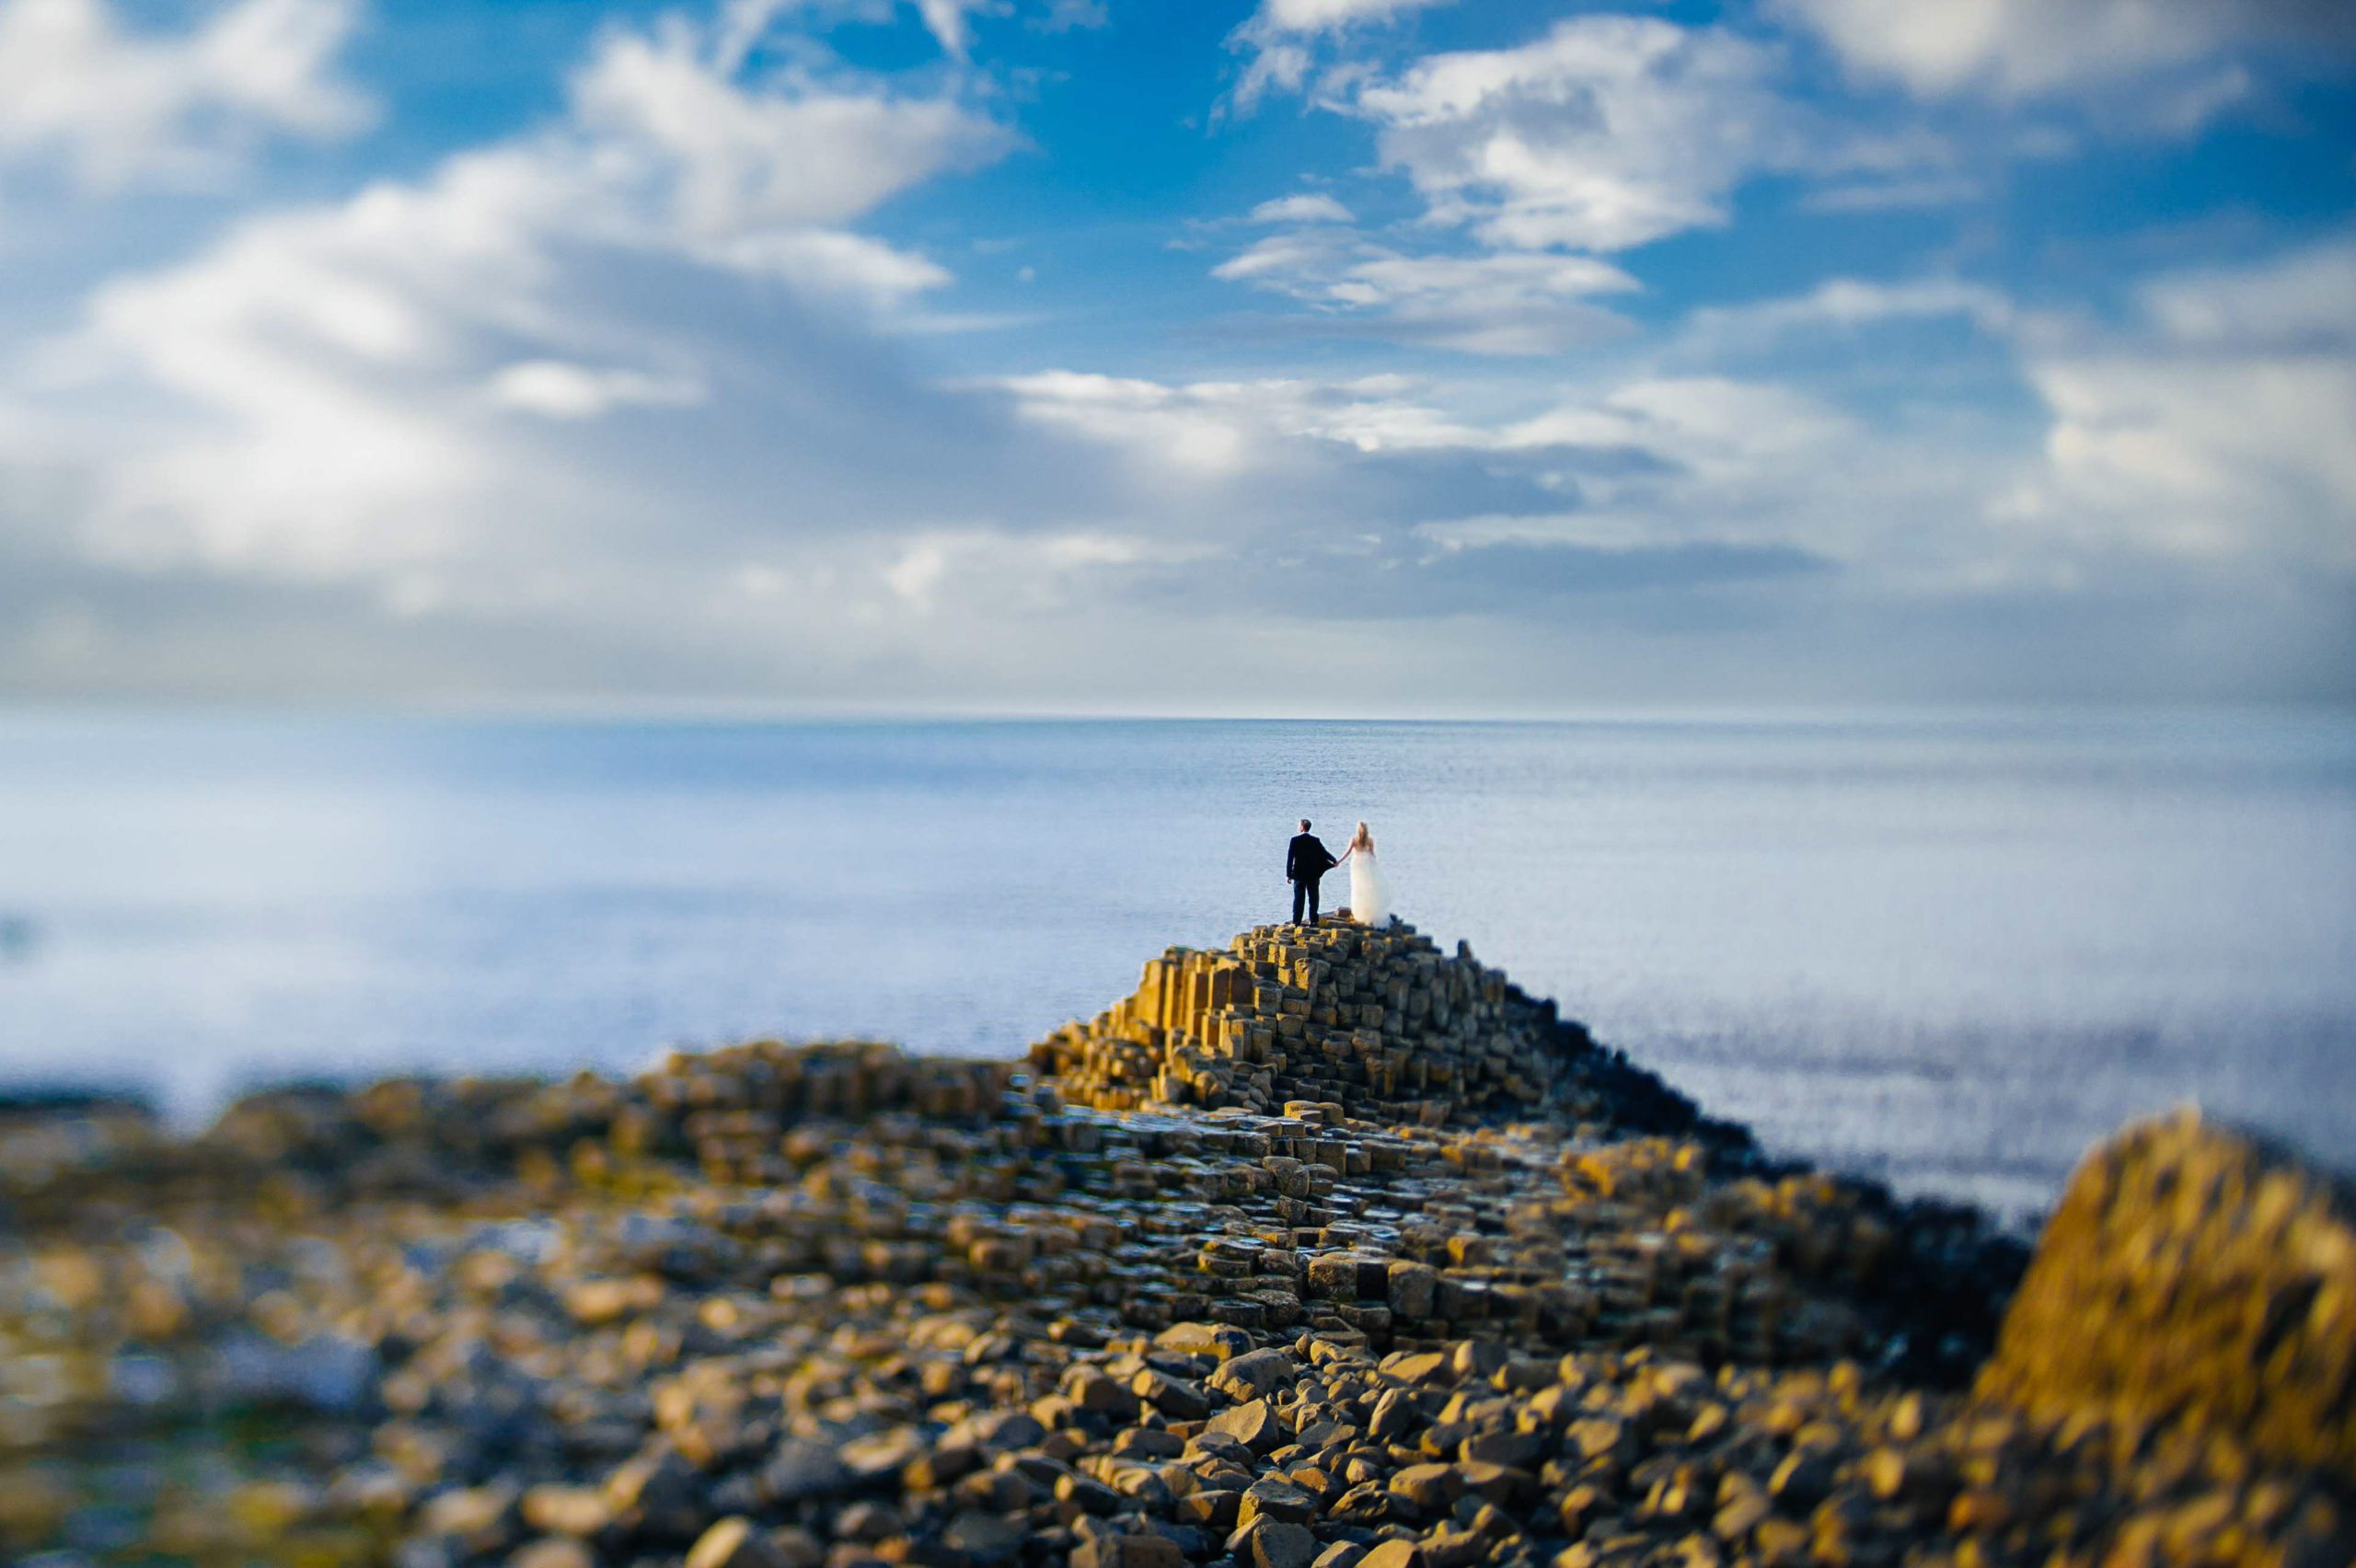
<box><xmin>0</xmin><ymin>920</ymin><xmax>2344</xmax><ymax>1568</ymax></box>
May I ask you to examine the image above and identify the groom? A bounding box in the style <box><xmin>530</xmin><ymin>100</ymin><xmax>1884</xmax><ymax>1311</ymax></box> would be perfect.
<box><xmin>1286</xmin><ymin>819</ymin><xmax>1335</xmax><ymax>926</ymax></box>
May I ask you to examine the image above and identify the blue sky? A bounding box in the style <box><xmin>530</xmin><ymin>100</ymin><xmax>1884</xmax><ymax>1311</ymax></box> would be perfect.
<box><xmin>0</xmin><ymin>0</ymin><xmax>2350</xmax><ymax>711</ymax></box>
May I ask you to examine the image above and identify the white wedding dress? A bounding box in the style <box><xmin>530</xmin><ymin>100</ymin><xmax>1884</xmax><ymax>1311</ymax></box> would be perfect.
<box><xmin>1349</xmin><ymin>847</ymin><xmax>1392</xmax><ymax>927</ymax></box>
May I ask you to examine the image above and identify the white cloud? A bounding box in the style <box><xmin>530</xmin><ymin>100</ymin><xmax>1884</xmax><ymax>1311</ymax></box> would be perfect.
<box><xmin>913</xmin><ymin>0</ymin><xmax>987</xmax><ymax>59</ymax></box>
<box><xmin>718</xmin><ymin>0</ymin><xmax>1099</xmax><ymax>63</ymax></box>
<box><xmin>2</xmin><ymin>6</ymin><xmax>2348</xmax><ymax>708</ymax></box>
<box><xmin>2135</xmin><ymin>242</ymin><xmax>2356</xmax><ymax>349</ymax></box>
<box><xmin>1681</xmin><ymin>277</ymin><xmax>2015</xmax><ymax>351</ymax></box>
<box><xmin>1002</xmin><ymin>364</ymin><xmax>1860</xmax><ymax>518</ymax></box>
<box><xmin>1031</xmin><ymin>0</ymin><xmax>1106</xmax><ymax>33</ymax></box>
<box><xmin>1773</xmin><ymin>0</ymin><xmax>2356</xmax><ymax>106</ymax></box>
<box><xmin>699</xmin><ymin>228</ymin><xmax>955</xmax><ymax>308</ymax></box>
<box><xmin>1211</xmin><ymin>16</ymin><xmax>1888</xmax><ymax>352</ymax></box>
<box><xmin>1577</xmin><ymin>376</ymin><xmax>1857</xmax><ymax>466</ymax></box>
<box><xmin>21</xmin><ymin>15</ymin><xmax>1006</xmax><ymax>582</ymax></box>
<box><xmin>572</xmin><ymin>27</ymin><xmax>1006</xmax><ymax>238</ymax></box>
<box><xmin>1247</xmin><ymin>192</ymin><xmax>1354</xmax><ymax>225</ymax></box>
<box><xmin>2011</xmin><ymin>238</ymin><xmax>2356</xmax><ymax>568</ymax></box>
<box><xmin>1228</xmin><ymin>0</ymin><xmax>1458</xmax><ymax>110</ymax></box>
<box><xmin>989</xmin><ymin>359</ymin><xmax>2050</xmax><ymax>619</ymax></box>
<box><xmin>1213</xmin><ymin>228</ymin><xmax>1639</xmax><ymax>352</ymax></box>
<box><xmin>487</xmin><ymin>362</ymin><xmax>708</xmax><ymax>421</ymax></box>
<box><xmin>884</xmin><ymin>537</ymin><xmax>950</xmax><ymax>607</ymax></box>
<box><xmin>1253</xmin><ymin>0</ymin><xmax>1451</xmax><ymax>29</ymax></box>
<box><xmin>1225</xmin><ymin>13</ymin><xmax>1976</xmax><ymax>358</ymax></box>
<box><xmin>995</xmin><ymin>372</ymin><xmax>1264</xmax><ymax>474</ymax></box>
<box><xmin>0</xmin><ymin>0</ymin><xmax>369</xmax><ymax>189</ymax></box>
<box><xmin>1345</xmin><ymin>16</ymin><xmax>1810</xmax><ymax>252</ymax></box>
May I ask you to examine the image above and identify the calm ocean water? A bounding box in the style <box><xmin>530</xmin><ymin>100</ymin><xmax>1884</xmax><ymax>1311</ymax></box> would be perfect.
<box><xmin>1</xmin><ymin>711</ymin><xmax>2350</xmax><ymax>1221</ymax></box>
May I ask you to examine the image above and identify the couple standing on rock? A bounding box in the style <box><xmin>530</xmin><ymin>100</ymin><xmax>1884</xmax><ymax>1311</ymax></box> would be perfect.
<box><xmin>1285</xmin><ymin>818</ymin><xmax>1391</xmax><ymax>928</ymax></box>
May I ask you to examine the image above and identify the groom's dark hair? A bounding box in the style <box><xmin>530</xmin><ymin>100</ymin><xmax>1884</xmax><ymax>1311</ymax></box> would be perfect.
<box><xmin>1299</xmin><ymin>819</ymin><xmax>1311</xmax><ymax>830</ymax></box>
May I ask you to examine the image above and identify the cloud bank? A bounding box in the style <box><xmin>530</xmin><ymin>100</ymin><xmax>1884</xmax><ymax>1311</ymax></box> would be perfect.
<box><xmin>0</xmin><ymin>0</ymin><xmax>369</xmax><ymax>189</ymax></box>
<box><xmin>0</xmin><ymin>0</ymin><xmax>2350</xmax><ymax>711</ymax></box>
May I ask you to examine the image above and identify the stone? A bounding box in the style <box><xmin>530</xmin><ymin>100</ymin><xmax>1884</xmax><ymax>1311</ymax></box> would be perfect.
<box><xmin>1565</xmin><ymin>1418</ymin><xmax>1627</xmax><ymax>1463</ymax></box>
<box><xmin>1751</xmin><ymin>1519</ymin><xmax>1807</xmax><ymax>1562</ymax></box>
<box><xmin>13</xmin><ymin>923</ymin><xmax>2348</xmax><ymax>1568</ymax></box>
<box><xmin>1979</xmin><ymin>1110</ymin><xmax>2356</xmax><ymax>1486</ymax></box>
<box><xmin>1711</xmin><ymin>1493</ymin><xmax>1768</xmax><ymax>1541</ymax></box>
<box><xmin>1295</xmin><ymin>1419</ymin><xmax>1355</xmax><ymax>1451</ymax></box>
<box><xmin>1056</xmin><ymin>1473</ymin><xmax>1122</xmax><ymax>1515</ymax></box>
<box><xmin>1180</xmin><ymin>1490</ymin><xmax>1242</xmax><ymax>1528</ymax></box>
<box><xmin>1209</xmin><ymin>1399</ymin><xmax>1288</xmax><ymax>1453</ymax></box>
<box><xmin>1246</xmin><ymin>1520</ymin><xmax>1320</xmax><ymax>1568</ymax></box>
<box><xmin>1112</xmin><ymin>1425</ymin><xmax>1187</xmax><ymax>1459</ymax></box>
<box><xmin>1134</xmin><ymin>1369</ymin><xmax>1212</xmax><ymax>1421</ymax></box>
<box><xmin>840</xmin><ymin>1427</ymin><xmax>929</xmax><ymax>1482</ymax></box>
<box><xmin>1454</xmin><ymin>1462</ymin><xmax>1525</xmax><ymax>1507</ymax></box>
<box><xmin>1767</xmin><ymin>1451</ymin><xmax>1834</xmax><ymax>1511</ymax></box>
<box><xmin>1075</xmin><ymin>1535</ymin><xmax>1186</xmax><ymax>1568</ymax></box>
<box><xmin>900</xmin><ymin>1443</ymin><xmax>978</xmax><ymax>1491</ymax></box>
<box><xmin>1326</xmin><ymin>1482</ymin><xmax>1400</xmax><ymax>1526</ymax></box>
<box><xmin>1459</xmin><ymin>1431</ymin><xmax>1539</xmax><ymax>1467</ymax></box>
<box><xmin>1449</xmin><ymin>1342</ymin><xmax>1507</xmax><ymax>1382</ymax></box>
<box><xmin>603</xmin><ymin>1450</ymin><xmax>703</xmax><ymax>1536</ymax></box>
<box><xmin>1358</xmin><ymin>1543</ymin><xmax>1424</xmax><ymax>1568</ymax></box>
<box><xmin>1068</xmin><ymin>1367</ymin><xmax>1139</xmax><ymax>1413</ymax></box>
<box><xmin>687</xmin><ymin>1518</ymin><xmax>786</xmax><ymax>1568</ymax></box>
<box><xmin>762</xmin><ymin>1440</ymin><xmax>850</xmax><ymax>1505</ymax></box>
<box><xmin>1417</xmin><ymin>1530</ymin><xmax>1485</xmax><ymax>1568</ymax></box>
<box><xmin>510</xmin><ymin>1539</ymin><xmax>595</xmax><ymax>1568</ymax></box>
<box><xmin>1368</xmin><ymin>1389</ymin><xmax>1417</xmax><ymax>1441</ymax></box>
<box><xmin>772</xmin><ymin>1529</ymin><xmax>826</xmax><ymax>1568</ymax></box>
<box><xmin>1388</xmin><ymin>1465</ymin><xmax>1461</xmax><ymax>1512</ymax></box>
<box><xmin>1211</xmin><ymin>1349</ymin><xmax>1301</xmax><ymax>1401</ymax></box>
<box><xmin>1188</xmin><ymin>1430</ymin><xmax>1258</xmax><ymax>1467</ymax></box>
<box><xmin>1158</xmin><ymin>1321</ymin><xmax>1255</xmax><ymax>1362</ymax></box>
<box><xmin>834</xmin><ymin>1503</ymin><xmax>900</xmax><ymax>1542</ymax></box>
<box><xmin>1385</xmin><ymin>1353</ymin><xmax>1449</xmax><ymax>1386</ymax></box>
<box><xmin>1387</xmin><ymin>1263</ymin><xmax>1438</xmax><ymax>1321</ymax></box>
<box><xmin>519</xmin><ymin>1486</ymin><xmax>612</xmax><ymax>1538</ymax></box>
<box><xmin>1239</xmin><ymin>1475</ymin><xmax>1318</xmax><ymax>1527</ymax></box>
<box><xmin>1554</xmin><ymin>1485</ymin><xmax>1605</xmax><ymax>1538</ymax></box>
<box><xmin>1860</xmin><ymin>1448</ymin><xmax>1906</xmax><ymax>1501</ymax></box>
<box><xmin>957</xmin><ymin>1410</ymin><xmax>1049</xmax><ymax>1454</ymax></box>
<box><xmin>941</xmin><ymin>1511</ymin><xmax>1023</xmax><ymax>1562</ymax></box>
<box><xmin>420</xmin><ymin>1487</ymin><xmax>515</xmax><ymax>1551</ymax></box>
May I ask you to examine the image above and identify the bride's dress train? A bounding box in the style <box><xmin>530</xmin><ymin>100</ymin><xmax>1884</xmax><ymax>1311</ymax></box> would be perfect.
<box><xmin>1350</xmin><ymin>848</ymin><xmax>1391</xmax><ymax>927</ymax></box>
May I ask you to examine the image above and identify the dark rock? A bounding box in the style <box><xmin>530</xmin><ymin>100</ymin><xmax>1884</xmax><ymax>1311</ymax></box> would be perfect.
<box><xmin>1208</xmin><ymin>1400</ymin><xmax>1288</xmax><ymax>1454</ymax></box>
<box><xmin>763</xmin><ymin>1440</ymin><xmax>851</xmax><ymax>1505</ymax></box>
<box><xmin>686</xmin><ymin>1517</ymin><xmax>786</xmax><ymax>1568</ymax></box>
<box><xmin>1210</xmin><ymin>1351</ymin><xmax>1300</xmax><ymax>1401</ymax></box>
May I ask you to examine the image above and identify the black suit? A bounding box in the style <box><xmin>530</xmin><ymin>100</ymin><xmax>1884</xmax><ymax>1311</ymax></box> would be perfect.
<box><xmin>1287</xmin><ymin>833</ymin><xmax>1334</xmax><ymax>925</ymax></box>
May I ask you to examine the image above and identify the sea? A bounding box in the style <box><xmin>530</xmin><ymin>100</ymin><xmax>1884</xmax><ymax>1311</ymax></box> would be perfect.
<box><xmin>2</xmin><ymin>710</ymin><xmax>2350</xmax><ymax>1225</ymax></box>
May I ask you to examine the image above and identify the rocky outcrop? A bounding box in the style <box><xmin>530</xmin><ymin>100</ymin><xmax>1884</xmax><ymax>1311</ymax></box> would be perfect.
<box><xmin>0</xmin><ymin>924</ymin><xmax>2343</xmax><ymax>1568</ymax></box>
<box><xmin>1024</xmin><ymin>926</ymin><xmax>1701</xmax><ymax>1138</ymax></box>
<box><xmin>1978</xmin><ymin>1109</ymin><xmax>2356</xmax><ymax>1486</ymax></box>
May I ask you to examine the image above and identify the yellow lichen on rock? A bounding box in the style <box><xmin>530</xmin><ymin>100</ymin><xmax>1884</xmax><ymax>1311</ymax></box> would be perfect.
<box><xmin>1978</xmin><ymin>1107</ymin><xmax>2356</xmax><ymax>1485</ymax></box>
<box><xmin>1025</xmin><ymin>922</ymin><xmax>1626</xmax><ymax>1129</ymax></box>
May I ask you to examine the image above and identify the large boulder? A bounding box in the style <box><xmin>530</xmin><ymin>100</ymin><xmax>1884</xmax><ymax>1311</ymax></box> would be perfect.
<box><xmin>1978</xmin><ymin>1110</ymin><xmax>2356</xmax><ymax>1482</ymax></box>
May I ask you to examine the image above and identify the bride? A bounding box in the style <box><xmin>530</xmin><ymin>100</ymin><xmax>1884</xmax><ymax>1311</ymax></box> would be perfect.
<box><xmin>1335</xmin><ymin>820</ymin><xmax>1391</xmax><ymax>927</ymax></box>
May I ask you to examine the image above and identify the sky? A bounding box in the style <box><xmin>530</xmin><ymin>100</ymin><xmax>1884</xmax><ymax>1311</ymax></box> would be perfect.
<box><xmin>0</xmin><ymin>0</ymin><xmax>2350</xmax><ymax>712</ymax></box>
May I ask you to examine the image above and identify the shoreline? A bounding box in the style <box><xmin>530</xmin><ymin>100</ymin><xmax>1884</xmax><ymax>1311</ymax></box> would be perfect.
<box><xmin>0</xmin><ymin>918</ymin><xmax>2346</xmax><ymax>1567</ymax></box>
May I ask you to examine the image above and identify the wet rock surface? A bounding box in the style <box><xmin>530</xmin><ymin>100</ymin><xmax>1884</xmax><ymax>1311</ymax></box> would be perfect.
<box><xmin>0</xmin><ymin>922</ymin><xmax>2344</xmax><ymax>1568</ymax></box>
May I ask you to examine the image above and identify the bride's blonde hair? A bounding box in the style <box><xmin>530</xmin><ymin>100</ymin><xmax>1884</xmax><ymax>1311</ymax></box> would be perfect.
<box><xmin>1353</xmin><ymin>820</ymin><xmax>1372</xmax><ymax>849</ymax></box>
